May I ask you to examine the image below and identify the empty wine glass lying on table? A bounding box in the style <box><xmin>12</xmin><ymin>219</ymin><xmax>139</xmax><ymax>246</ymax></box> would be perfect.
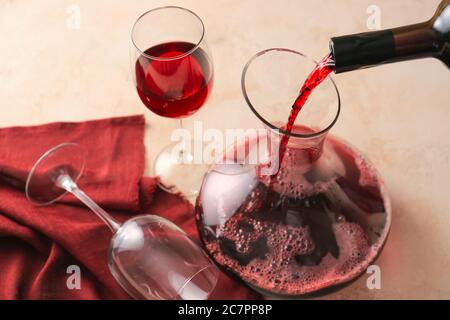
<box><xmin>25</xmin><ymin>143</ymin><xmax>219</xmax><ymax>300</ymax></box>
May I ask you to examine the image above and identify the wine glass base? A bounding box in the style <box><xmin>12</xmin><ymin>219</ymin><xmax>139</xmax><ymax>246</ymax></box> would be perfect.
<box><xmin>25</xmin><ymin>143</ymin><xmax>85</xmax><ymax>205</ymax></box>
<box><xmin>153</xmin><ymin>140</ymin><xmax>210</xmax><ymax>199</ymax></box>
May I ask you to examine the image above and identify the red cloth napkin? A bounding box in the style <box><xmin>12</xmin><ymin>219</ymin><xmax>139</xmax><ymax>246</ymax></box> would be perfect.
<box><xmin>0</xmin><ymin>115</ymin><xmax>260</xmax><ymax>300</ymax></box>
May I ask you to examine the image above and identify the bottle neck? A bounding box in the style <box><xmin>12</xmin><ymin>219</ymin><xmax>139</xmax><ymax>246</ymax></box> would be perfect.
<box><xmin>330</xmin><ymin>1</ymin><xmax>450</xmax><ymax>73</ymax></box>
<box><xmin>393</xmin><ymin>22</ymin><xmax>440</xmax><ymax>60</ymax></box>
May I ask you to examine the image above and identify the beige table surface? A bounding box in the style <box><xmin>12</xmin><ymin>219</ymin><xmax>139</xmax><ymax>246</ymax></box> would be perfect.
<box><xmin>1</xmin><ymin>0</ymin><xmax>449</xmax><ymax>299</ymax></box>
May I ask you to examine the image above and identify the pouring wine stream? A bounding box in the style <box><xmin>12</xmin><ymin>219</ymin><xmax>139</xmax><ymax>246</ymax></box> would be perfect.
<box><xmin>273</xmin><ymin>52</ymin><xmax>335</xmax><ymax>177</ymax></box>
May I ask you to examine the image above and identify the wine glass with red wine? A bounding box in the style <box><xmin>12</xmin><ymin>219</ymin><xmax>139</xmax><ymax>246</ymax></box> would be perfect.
<box><xmin>130</xmin><ymin>6</ymin><xmax>213</xmax><ymax>196</ymax></box>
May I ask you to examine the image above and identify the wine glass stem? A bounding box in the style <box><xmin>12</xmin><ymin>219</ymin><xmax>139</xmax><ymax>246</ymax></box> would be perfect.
<box><xmin>177</xmin><ymin>119</ymin><xmax>192</xmax><ymax>163</ymax></box>
<box><xmin>179</xmin><ymin>119</ymin><xmax>186</xmax><ymax>155</ymax></box>
<box><xmin>56</xmin><ymin>174</ymin><xmax>121</xmax><ymax>232</ymax></box>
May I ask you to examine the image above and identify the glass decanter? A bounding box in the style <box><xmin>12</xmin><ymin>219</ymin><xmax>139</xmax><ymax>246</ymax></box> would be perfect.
<box><xmin>195</xmin><ymin>48</ymin><xmax>391</xmax><ymax>297</ymax></box>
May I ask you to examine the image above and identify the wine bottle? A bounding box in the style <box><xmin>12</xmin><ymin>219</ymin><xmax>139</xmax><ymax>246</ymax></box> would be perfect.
<box><xmin>330</xmin><ymin>0</ymin><xmax>450</xmax><ymax>73</ymax></box>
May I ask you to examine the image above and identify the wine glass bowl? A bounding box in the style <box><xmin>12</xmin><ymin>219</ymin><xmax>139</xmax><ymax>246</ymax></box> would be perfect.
<box><xmin>133</xmin><ymin>40</ymin><xmax>213</xmax><ymax>118</ymax></box>
<box><xmin>109</xmin><ymin>215</ymin><xmax>218</xmax><ymax>300</ymax></box>
<box><xmin>131</xmin><ymin>6</ymin><xmax>213</xmax><ymax>118</ymax></box>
